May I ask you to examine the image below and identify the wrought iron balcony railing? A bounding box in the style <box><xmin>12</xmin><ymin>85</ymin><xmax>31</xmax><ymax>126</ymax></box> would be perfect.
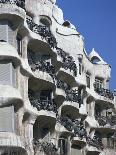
<box><xmin>29</xmin><ymin>91</ymin><xmax>57</xmax><ymax>113</ymax></box>
<box><xmin>33</xmin><ymin>139</ymin><xmax>57</xmax><ymax>155</ymax></box>
<box><xmin>63</xmin><ymin>56</ymin><xmax>77</xmax><ymax>76</ymax></box>
<box><xmin>66</xmin><ymin>89</ymin><xmax>81</xmax><ymax>104</ymax></box>
<box><xmin>28</xmin><ymin>53</ymin><xmax>55</xmax><ymax>79</ymax></box>
<box><xmin>87</xmin><ymin>135</ymin><xmax>104</xmax><ymax>150</ymax></box>
<box><xmin>57</xmin><ymin>116</ymin><xmax>74</xmax><ymax>132</ymax></box>
<box><xmin>73</xmin><ymin>119</ymin><xmax>87</xmax><ymax>139</ymax></box>
<box><xmin>56</xmin><ymin>79</ymin><xmax>69</xmax><ymax>91</ymax></box>
<box><xmin>0</xmin><ymin>0</ymin><xmax>25</xmax><ymax>9</ymax></box>
<box><xmin>26</xmin><ymin>18</ymin><xmax>57</xmax><ymax>49</ymax></box>
<box><xmin>95</xmin><ymin>114</ymin><xmax>116</xmax><ymax>127</ymax></box>
<box><xmin>94</xmin><ymin>86</ymin><xmax>114</xmax><ymax>100</ymax></box>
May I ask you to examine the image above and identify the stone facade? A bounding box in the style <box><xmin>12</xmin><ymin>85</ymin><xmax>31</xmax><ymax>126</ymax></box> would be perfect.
<box><xmin>0</xmin><ymin>0</ymin><xmax>115</xmax><ymax>155</ymax></box>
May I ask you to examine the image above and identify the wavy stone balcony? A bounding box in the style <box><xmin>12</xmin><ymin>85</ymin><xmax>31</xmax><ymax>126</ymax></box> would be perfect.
<box><xmin>57</xmin><ymin>55</ymin><xmax>77</xmax><ymax>87</ymax></box>
<box><xmin>0</xmin><ymin>0</ymin><xmax>25</xmax><ymax>28</ymax></box>
<box><xmin>28</xmin><ymin>59</ymin><xmax>56</xmax><ymax>91</ymax></box>
<box><xmin>61</xmin><ymin>89</ymin><xmax>81</xmax><ymax>118</ymax></box>
<box><xmin>94</xmin><ymin>87</ymin><xmax>114</xmax><ymax>107</ymax></box>
<box><xmin>86</xmin><ymin>135</ymin><xmax>104</xmax><ymax>155</ymax></box>
<box><xmin>95</xmin><ymin>115</ymin><xmax>116</xmax><ymax>133</ymax></box>
<box><xmin>29</xmin><ymin>92</ymin><xmax>57</xmax><ymax>128</ymax></box>
<box><xmin>0</xmin><ymin>85</ymin><xmax>23</xmax><ymax>106</ymax></box>
<box><xmin>0</xmin><ymin>132</ymin><xmax>27</xmax><ymax>154</ymax></box>
<box><xmin>54</xmin><ymin>79</ymin><xmax>67</xmax><ymax>107</ymax></box>
<box><xmin>72</xmin><ymin>120</ymin><xmax>87</xmax><ymax>149</ymax></box>
<box><xmin>26</xmin><ymin>18</ymin><xmax>57</xmax><ymax>51</ymax></box>
<box><xmin>56</xmin><ymin>116</ymin><xmax>74</xmax><ymax>136</ymax></box>
<box><xmin>0</xmin><ymin>41</ymin><xmax>21</xmax><ymax>66</ymax></box>
<box><xmin>33</xmin><ymin>139</ymin><xmax>58</xmax><ymax>155</ymax></box>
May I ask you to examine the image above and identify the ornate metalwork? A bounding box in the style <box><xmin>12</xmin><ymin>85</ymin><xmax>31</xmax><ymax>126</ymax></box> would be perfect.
<box><xmin>57</xmin><ymin>116</ymin><xmax>74</xmax><ymax>132</ymax></box>
<box><xmin>63</xmin><ymin>55</ymin><xmax>77</xmax><ymax>76</ymax></box>
<box><xmin>95</xmin><ymin>114</ymin><xmax>116</xmax><ymax>127</ymax></box>
<box><xmin>28</xmin><ymin>52</ymin><xmax>55</xmax><ymax>79</ymax></box>
<box><xmin>94</xmin><ymin>86</ymin><xmax>114</xmax><ymax>100</ymax></box>
<box><xmin>56</xmin><ymin>79</ymin><xmax>69</xmax><ymax>91</ymax></box>
<box><xmin>66</xmin><ymin>89</ymin><xmax>81</xmax><ymax>104</ymax></box>
<box><xmin>26</xmin><ymin>18</ymin><xmax>57</xmax><ymax>49</ymax></box>
<box><xmin>0</xmin><ymin>0</ymin><xmax>25</xmax><ymax>9</ymax></box>
<box><xmin>28</xmin><ymin>90</ymin><xmax>57</xmax><ymax>114</ymax></box>
<box><xmin>33</xmin><ymin>139</ymin><xmax>57</xmax><ymax>155</ymax></box>
<box><xmin>73</xmin><ymin>119</ymin><xmax>87</xmax><ymax>139</ymax></box>
<box><xmin>87</xmin><ymin>132</ymin><xmax>104</xmax><ymax>150</ymax></box>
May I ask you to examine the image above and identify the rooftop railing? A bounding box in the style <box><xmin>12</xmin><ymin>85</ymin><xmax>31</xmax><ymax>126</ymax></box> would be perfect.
<box><xmin>26</xmin><ymin>18</ymin><xmax>57</xmax><ymax>49</ymax></box>
<box><xmin>0</xmin><ymin>0</ymin><xmax>25</xmax><ymax>9</ymax></box>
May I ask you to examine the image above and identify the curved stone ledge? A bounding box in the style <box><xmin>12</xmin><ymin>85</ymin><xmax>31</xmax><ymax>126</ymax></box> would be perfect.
<box><xmin>55</xmin><ymin>88</ymin><xmax>66</xmax><ymax>107</ymax></box>
<box><xmin>29</xmin><ymin>70</ymin><xmax>55</xmax><ymax>91</ymax></box>
<box><xmin>72</xmin><ymin>137</ymin><xmax>86</xmax><ymax>148</ymax></box>
<box><xmin>61</xmin><ymin>101</ymin><xmax>79</xmax><ymax>118</ymax></box>
<box><xmin>55</xmin><ymin>123</ymin><xmax>74</xmax><ymax>137</ymax></box>
<box><xmin>37</xmin><ymin>110</ymin><xmax>56</xmax><ymax>128</ymax></box>
<box><xmin>57</xmin><ymin>68</ymin><xmax>76</xmax><ymax>87</ymax></box>
<box><xmin>86</xmin><ymin>88</ymin><xmax>114</xmax><ymax>108</ymax></box>
<box><xmin>0</xmin><ymin>85</ymin><xmax>23</xmax><ymax>106</ymax></box>
<box><xmin>0</xmin><ymin>3</ymin><xmax>25</xmax><ymax>28</ymax></box>
<box><xmin>0</xmin><ymin>42</ymin><xmax>21</xmax><ymax>66</ymax></box>
<box><xmin>86</xmin><ymin>145</ymin><xmax>102</xmax><ymax>155</ymax></box>
<box><xmin>0</xmin><ymin>132</ymin><xmax>25</xmax><ymax>149</ymax></box>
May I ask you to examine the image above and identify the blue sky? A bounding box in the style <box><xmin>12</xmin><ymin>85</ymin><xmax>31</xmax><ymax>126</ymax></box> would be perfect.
<box><xmin>56</xmin><ymin>0</ymin><xmax>116</xmax><ymax>90</ymax></box>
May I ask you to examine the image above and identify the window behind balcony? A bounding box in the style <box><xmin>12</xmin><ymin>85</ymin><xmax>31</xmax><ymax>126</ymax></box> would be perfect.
<box><xmin>58</xmin><ymin>138</ymin><xmax>68</xmax><ymax>155</ymax></box>
<box><xmin>94</xmin><ymin>78</ymin><xmax>103</xmax><ymax>90</ymax></box>
<box><xmin>16</xmin><ymin>34</ymin><xmax>22</xmax><ymax>56</ymax></box>
<box><xmin>86</xmin><ymin>73</ymin><xmax>90</xmax><ymax>88</ymax></box>
<box><xmin>40</xmin><ymin>90</ymin><xmax>52</xmax><ymax>101</ymax></box>
<box><xmin>0</xmin><ymin>61</ymin><xmax>16</xmax><ymax>87</ymax></box>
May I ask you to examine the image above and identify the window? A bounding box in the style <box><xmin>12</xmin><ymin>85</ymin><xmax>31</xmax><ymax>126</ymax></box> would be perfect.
<box><xmin>0</xmin><ymin>62</ymin><xmax>16</xmax><ymax>87</ymax></box>
<box><xmin>86</xmin><ymin>73</ymin><xmax>90</xmax><ymax>88</ymax></box>
<box><xmin>58</xmin><ymin>138</ymin><xmax>68</xmax><ymax>155</ymax></box>
<box><xmin>40</xmin><ymin>16</ymin><xmax>51</xmax><ymax>28</ymax></box>
<box><xmin>107</xmin><ymin>133</ymin><xmax>115</xmax><ymax>149</ymax></box>
<box><xmin>94</xmin><ymin>78</ymin><xmax>103</xmax><ymax>90</ymax></box>
<box><xmin>40</xmin><ymin>90</ymin><xmax>52</xmax><ymax>101</ymax></box>
<box><xmin>16</xmin><ymin>34</ymin><xmax>22</xmax><ymax>56</ymax></box>
<box><xmin>79</xmin><ymin>63</ymin><xmax>82</xmax><ymax>75</ymax></box>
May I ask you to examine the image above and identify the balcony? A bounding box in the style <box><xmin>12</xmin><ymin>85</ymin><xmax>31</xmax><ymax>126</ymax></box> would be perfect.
<box><xmin>0</xmin><ymin>0</ymin><xmax>25</xmax><ymax>9</ymax></box>
<box><xmin>0</xmin><ymin>0</ymin><xmax>25</xmax><ymax>28</ymax></box>
<box><xmin>33</xmin><ymin>139</ymin><xmax>58</xmax><ymax>155</ymax></box>
<box><xmin>95</xmin><ymin>115</ymin><xmax>116</xmax><ymax>133</ymax></box>
<box><xmin>26</xmin><ymin>18</ymin><xmax>57</xmax><ymax>49</ymax></box>
<box><xmin>56</xmin><ymin>116</ymin><xmax>74</xmax><ymax>136</ymax></box>
<box><xmin>28</xmin><ymin>55</ymin><xmax>56</xmax><ymax>90</ymax></box>
<box><xmin>94</xmin><ymin>87</ymin><xmax>114</xmax><ymax>107</ymax></box>
<box><xmin>72</xmin><ymin>120</ymin><xmax>86</xmax><ymax>148</ymax></box>
<box><xmin>54</xmin><ymin>79</ymin><xmax>67</xmax><ymax>107</ymax></box>
<box><xmin>28</xmin><ymin>90</ymin><xmax>57</xmax><ymax>128</ymax></box>
<box><xmin>86</xmin><ymin>134</ymin><xmax>103</xmax><ymax>155</ymax></box>
<box><xmin>57</xmin><ymin>55</ymin><xmax>77</xmax><ymax>87</ymax></box>
<box><xmin>29</xmin><ymin>90</ymin><xmax>57</xmax><ymax>114</ymax></box>
<box><xmin>61</xmin><ymin>89</ymin><xmax>81</xmax><ymax>118</ymax></box>
<box><xmin>0</xmin><ymin>132</ymin><xmax>27</xmax><ymax>154</ymax></box>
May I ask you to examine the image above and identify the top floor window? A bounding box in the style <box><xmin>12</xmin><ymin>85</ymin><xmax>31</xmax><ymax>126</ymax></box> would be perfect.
<box><xmin>86</xmin><ymin>73</ymin><xmax>90</xmax><ymax>88</ymax></box>
<box><xmin>94</xmin><ymin>78</ymin><xmax>103</xmax><ymax>90</ymax></box>
<box><xmin>16</xmin><ymin>34</ymin><xmax>22</xmax><ymax>56</ymax></box>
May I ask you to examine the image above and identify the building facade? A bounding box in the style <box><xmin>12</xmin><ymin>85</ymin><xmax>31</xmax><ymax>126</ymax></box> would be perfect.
<box><xmin>0</xmin><ymin>0</ymin><xmax>115</xmax><ymax>155</ymax></box>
